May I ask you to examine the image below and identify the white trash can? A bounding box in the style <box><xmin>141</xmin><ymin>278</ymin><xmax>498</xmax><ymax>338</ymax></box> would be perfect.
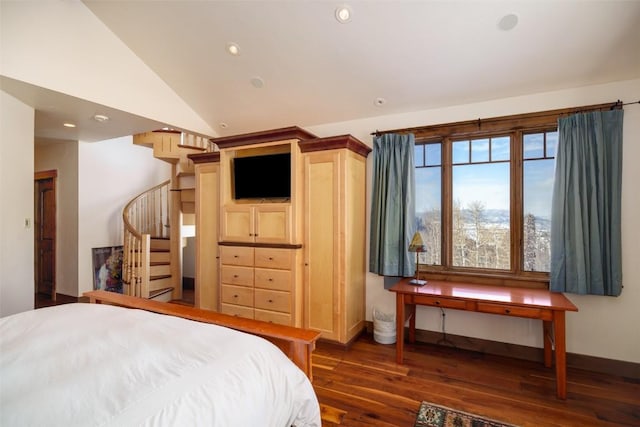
<box><xmin>373</xmin><ymin>307</ymin><xmax>396</xmax><ymax>344</ymax></box>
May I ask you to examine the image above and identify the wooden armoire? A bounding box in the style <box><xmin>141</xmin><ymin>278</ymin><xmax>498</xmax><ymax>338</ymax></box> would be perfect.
<box><xmin>190</xmin><ymin>127</ymin><xmax>371</xmax><ymax>344</ymax></box>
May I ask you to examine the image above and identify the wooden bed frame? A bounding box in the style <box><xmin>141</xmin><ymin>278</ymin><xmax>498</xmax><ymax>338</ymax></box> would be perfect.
<box><xmin>83</xmin><ymin>290</ymin><xmax>321</xmax><ymax>380</ymax></box>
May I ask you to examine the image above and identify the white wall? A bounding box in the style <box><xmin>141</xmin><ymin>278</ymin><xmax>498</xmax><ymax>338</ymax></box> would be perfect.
<box><xmin>0</xmin><ymin>91</ymin><xmax>34</xmax><ymax>316</ymax></box>
<box><xmin>34</xmin><ymin>140</ymin><xmax>79</xmax><ymax>297</ymax></box>
<box><xmin>0</xmin><ymin>1</ymin><xmax>214</xmax><ymax>137</ymax></box>
<box><xmin>307</xmin><ymin>78</ymin><xmax>640</xmax><ymax>364</ymax></box>
<box><xmin>78</xmin><ymin>137</ymin><xmax>170</xmax><ymax>296</ymax></box>
<box><xmin>183</xmin><ymin>237</ymin><xmax>196</xmax><ymax>279</ymax></box>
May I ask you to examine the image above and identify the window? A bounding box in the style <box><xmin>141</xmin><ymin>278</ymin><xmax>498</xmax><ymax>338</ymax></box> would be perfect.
<box><xmin>411</xmin><ymin>109</ymin><xmax>574</xmax><ymax>285</ymax></box>
<box><xmin>522</xmin><ymin>130</ymin><xmax>557</xmax><ymax>272</ymax></box>
<box><xmin>451</xmin><ymin>136</ymin><xmax>511</xmax><ymax>270</ymax></box>
<box><xmin>414</xmin><ymin>143</ymin><xmax>442</xmax><ymax>265</ymax></box>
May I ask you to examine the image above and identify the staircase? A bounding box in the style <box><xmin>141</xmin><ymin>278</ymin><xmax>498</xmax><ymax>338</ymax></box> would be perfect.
<box><xmin>122</xmin><ymin>130</ymin><xmax>213</xmax><ymax>301</ymax></box>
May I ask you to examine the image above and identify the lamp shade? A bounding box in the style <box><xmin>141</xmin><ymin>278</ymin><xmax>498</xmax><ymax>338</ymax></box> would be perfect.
<box><xmin>408</xmin><ymin>232</ymin><xmax>426</xmax><ymax>252</ymax></box>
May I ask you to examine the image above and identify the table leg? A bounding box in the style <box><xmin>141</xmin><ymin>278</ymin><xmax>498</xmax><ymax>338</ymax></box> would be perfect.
<box><xmin>543</xmin><ymin>320</ymin><xmax>552</xmax><ymax>368</ymax></box>
<box><xmin>396</xmin><ymin>293</ymin><xmax>405</xmax><ymax>364</ymax></box>
<box><xmin>554</xmin><ymin>310</ymin><xmax>567</xmax><ymax>399</ymax></box>
<box><xmin>408</xmin><ymin>304</ymin><xmax>416</xmax><ymax>343</ymax></box>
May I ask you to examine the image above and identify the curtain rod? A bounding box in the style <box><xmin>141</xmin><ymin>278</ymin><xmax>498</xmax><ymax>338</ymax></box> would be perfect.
<box><xmin>370</xmin><ymin>99</ymin><xmax>640</xmax><ymax>137</ymax></box>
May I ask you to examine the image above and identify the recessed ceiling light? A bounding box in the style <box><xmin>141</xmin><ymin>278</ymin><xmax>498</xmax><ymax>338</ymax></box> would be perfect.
<box><xmin>498</xmin><ymin>13</ymin><xmax>518</xmax><ymax>31</ymax></box>
<box><xmin>335</xmin><ymin>5</ymin><xmax>352</xmax><ymax>23</ymax></box>
<box><xmin>226</xmin><ymin>42</ymin><xmax>240</xmax><ymax>56</ymax></box>
<box><xmin>93</xmin><ymin>114</ymin><xmax>109</xmax><ymax>122</ymax></box>
<box><xmin>63</xmin><ymin>123</ymin><xmax>76</xmax><ymax>128</ymax></box>
<box><xmin>250</xmin><ymin>77</ymin><xmax>265</xmax><ymax>89</ymax></box>
<box><xmin>374</xmin><ymin>97</ymin><xmax>386</xmax><ymax>107</ymax></box>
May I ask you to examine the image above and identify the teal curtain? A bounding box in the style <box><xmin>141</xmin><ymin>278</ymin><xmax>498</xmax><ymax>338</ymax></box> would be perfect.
<box><xmin>550</xmin><ymin>110</ymin><xmax>623</xmax><ymax>296</ymax></box>
<box><xmin>369</xmin><ymin>133</ymin><xmax>416</xmax><ymax>277</ymax></box>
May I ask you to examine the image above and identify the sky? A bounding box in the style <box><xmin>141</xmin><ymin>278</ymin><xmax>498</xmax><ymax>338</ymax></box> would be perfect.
<box><xmin>415</xmin><ymin>132</ymin><xmax>557</xmax><ymax>219</ymax></box>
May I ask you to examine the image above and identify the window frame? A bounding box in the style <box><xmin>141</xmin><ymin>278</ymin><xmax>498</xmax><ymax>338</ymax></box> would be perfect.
<box><xmin>409</xmin><ymin>106</ymin><xmax>607</xmax><ymax>288</ymax></box>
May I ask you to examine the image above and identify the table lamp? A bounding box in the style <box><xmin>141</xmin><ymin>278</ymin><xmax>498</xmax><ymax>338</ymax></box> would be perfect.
<box><xmin>408</xmin><ymin>232</ymin><xmax>427</xmax><ymax>286</ymax></box>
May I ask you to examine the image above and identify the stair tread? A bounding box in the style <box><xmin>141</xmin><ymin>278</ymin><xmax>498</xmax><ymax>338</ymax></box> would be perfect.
<box><xmin>177</xmin><ymin>144</ymin><xmax>207</xmax><ymax>151</ymax></box>
<box><xmin>149</xmin><ymin>287</ymin><xmax>174</xmax><ymax>299</ymax></box>
<box><xmin>151</xmin><ymin>274</ymin><xmax>171</xmax><ymax>280</ymax></box>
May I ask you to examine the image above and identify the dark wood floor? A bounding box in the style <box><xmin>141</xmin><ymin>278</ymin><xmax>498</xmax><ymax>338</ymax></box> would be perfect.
<box><xmin>313</xmin><ymin>335</ymin><xmax>640</xmax><ymax>427</ymax></box>
<box><xmin>34</xmin><ymin>294</ymin><xmax>639</xmax><ymax>426</ymax></box>
<box><xmin>34</xmin><ymin>289</ymin><xmax>196</xmax><ymax>310</ymax></box>
<box><xmin>34</xmin><ymin>292</ymin><xmax>77</xmax><ymax>309</ymax></box>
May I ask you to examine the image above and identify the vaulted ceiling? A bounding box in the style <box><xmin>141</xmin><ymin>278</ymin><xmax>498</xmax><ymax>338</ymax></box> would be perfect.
<box><xmin>7</xmin><ymin>1</ymin><xmax>640</xmax><ymax>142</ymax></box>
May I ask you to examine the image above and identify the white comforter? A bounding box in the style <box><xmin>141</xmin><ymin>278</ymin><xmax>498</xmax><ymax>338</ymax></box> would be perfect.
<box><xmin>0</xmin><ymin>303</ymin><xmax>321</xmax><ymax>427</ymax></box>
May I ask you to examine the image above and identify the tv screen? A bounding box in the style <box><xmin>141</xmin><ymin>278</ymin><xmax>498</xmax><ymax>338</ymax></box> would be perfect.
<box><xmin>233</xmin><ymin>153</ymin><xmax>291</xmax><ymax>200</ymax></box>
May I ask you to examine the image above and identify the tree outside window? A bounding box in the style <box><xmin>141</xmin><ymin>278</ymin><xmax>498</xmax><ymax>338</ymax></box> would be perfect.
<box><xmin>413</xmin><ymin>113</ymin><xmax>561</xmax><ymax>285</ymax></box>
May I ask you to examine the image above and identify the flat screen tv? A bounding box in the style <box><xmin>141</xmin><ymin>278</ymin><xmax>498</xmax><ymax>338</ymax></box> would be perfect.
<box><xmin>233</xmin><ymin>153</ymin><xmax>291</xmax><ymax>200</ymax></box>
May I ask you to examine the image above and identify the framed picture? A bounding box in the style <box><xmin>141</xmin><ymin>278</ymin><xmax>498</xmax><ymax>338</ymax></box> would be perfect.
<box><xmin>92</xmin><ymin>246</ymin><xmax>123</xmax><ymax>293</ymax></box>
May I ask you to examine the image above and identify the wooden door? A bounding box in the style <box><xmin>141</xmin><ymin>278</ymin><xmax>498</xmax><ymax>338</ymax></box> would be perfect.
<box><xmin>34</xmin><ymin>171</ymin><xmax>57</xmax><ymax>300</ymax></box>
<box><xmin>303</xmin><ymin>151</ymin><xmax>341</xmax><ymax>341</ymax></box>
<box><xmin>195</xmin><ymin>163</ymin><xmax>220</xmax><ymax>311</ymax></box>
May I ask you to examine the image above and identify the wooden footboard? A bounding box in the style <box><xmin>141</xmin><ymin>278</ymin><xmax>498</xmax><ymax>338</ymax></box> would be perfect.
<box><xmin>83</xmin><ymin>290</ymin><xmax>320</xmax><ymax>380</ymax></box>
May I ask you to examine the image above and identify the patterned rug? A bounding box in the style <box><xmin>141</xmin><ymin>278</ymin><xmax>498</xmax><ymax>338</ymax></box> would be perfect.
<box><xmin>415</xmin><ymin>401</ymin><xmax>519</xmax><ymax>427</ymax></box>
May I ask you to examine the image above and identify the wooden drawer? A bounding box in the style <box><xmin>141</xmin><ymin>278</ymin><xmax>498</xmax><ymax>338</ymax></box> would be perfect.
<box><xmin>254</xmin><ymin>309</ymin><xmax>291</xmax><ymax>326</ymax></box>
<box><xmin>221</xmin><ymin>303</ymin><xmax>254</xmax><ymax>319</ymax></box>
<box><xmin>254</xmin><ymin>289</ymin><xmax>290</xmax><ymax>313</ymax></box>
<box><xmin>220</xmin><ymin>265</ymin><xmax>253</xmax><ymax>286</ymax></box>
<box><xmin>254</xmin><ymin>268</ymin><xmax>292</xmax><ymax>291</ymax></box>
<box><xmin>220</xmin><ymin>246</ymin><xmax>254</xmax><ymax>266</ymax></box>
<box><xmin>221</xmin><ymin>284</ymin><xmax>254</xmax><ymax>307</ymax></box>
<box><xmin>477</xmin><ymin>302</ymin><xmax>549</xmax><ymax>320</ymax></box>
<box><xmin>254</xmin><ymin>248</ymin><xmax>293</xmax><ymax>270</ymax></box>
<box><xmin>413</xmin><ymin>295</ymin><xmax>471</xmax><ymax>310</ymax></box>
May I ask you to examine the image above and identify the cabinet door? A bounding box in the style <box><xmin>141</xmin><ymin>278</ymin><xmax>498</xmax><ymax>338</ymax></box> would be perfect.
<box><xmin>303</xmin><ymin>152</ymin><xmax>341</xmax><ymax>341</ymax></box>
<box><xmin>221</xmin><ymin>205</ymin><xmax>254</xmax><ymax>242</ymax></box>
<box><xmin>195</xmin><ymin>163</ymin><xmax>219</xmax><ymax>311</ymax></box>
<box><xmin>254</xmin><ymin>205</ymin><xmax>291</xmax><ymax>244</ymax></box>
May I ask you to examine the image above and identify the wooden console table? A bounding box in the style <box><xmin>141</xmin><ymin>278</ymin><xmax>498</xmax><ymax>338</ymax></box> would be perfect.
<box><xmin>389</xmin><ymin>278</ymin><xmax>578</xmax><ymax>399</ymax></box>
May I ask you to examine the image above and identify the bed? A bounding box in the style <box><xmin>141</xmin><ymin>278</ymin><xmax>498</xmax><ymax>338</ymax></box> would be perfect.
<box><xmin>0</xmin><ymin>291</ymin><xmax>321</xmax><ymax>426</ymax></box>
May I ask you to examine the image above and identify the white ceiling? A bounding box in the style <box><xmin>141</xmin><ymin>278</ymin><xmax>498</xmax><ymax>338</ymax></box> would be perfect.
<box><xmin>12</xmin><ymin>1</ymin><xmax>640</xmax><ymax>142</ymax></box>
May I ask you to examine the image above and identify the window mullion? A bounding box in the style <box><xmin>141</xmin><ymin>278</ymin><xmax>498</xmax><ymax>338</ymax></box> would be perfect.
<box><xmin>511</xmin><ymin>130</ymin><xmax>523</xmax><ymax>275</ymax></box>
<box><xmin>442</xmin><ymin>137</ymin><xmax>453</xmax><ymax>268</ymax></box>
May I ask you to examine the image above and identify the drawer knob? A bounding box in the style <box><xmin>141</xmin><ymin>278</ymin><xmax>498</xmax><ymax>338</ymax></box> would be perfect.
<box><xmin>268</xmin><ymin>257</ymin><xmax>273</xmax><ymax>260</ymax></box>
<box><xmin>234</xmin><ymin>255</ymin><xmax>239</xmax><ymax>258</ymax></box>
<box><xmin>435</xmin><ymin>301</ymin><xmax>441</xmax><ymax>305</ymax></box>
<box><xmin>233</xmin><ymin>274</ymin><xmax>238</xmax><ymax>278</ymax></box>
<box><xmin>268</xmin><ymin>299</ymin><xmax>273</xmax><ymax>303</ymax></box>
<box><xmin>505</xmin><ymin>309</ymin><xmax>511</xmax><ymax>314</ymax></box>
<box><xmin>233</xmin><ymin>294</ymin><xmax>238</xmax><ymax>298</ymax></box>
<box><xmin>268</xmin><ymin>278</ymin><xmax>273</xmax><ymax>282</ymax></box>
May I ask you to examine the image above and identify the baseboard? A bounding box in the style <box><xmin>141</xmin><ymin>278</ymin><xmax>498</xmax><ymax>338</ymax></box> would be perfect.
<box><xmin>365</xmin><ymin>321</ymin><xmax>640</xmax><ymax>380</ymax></box>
